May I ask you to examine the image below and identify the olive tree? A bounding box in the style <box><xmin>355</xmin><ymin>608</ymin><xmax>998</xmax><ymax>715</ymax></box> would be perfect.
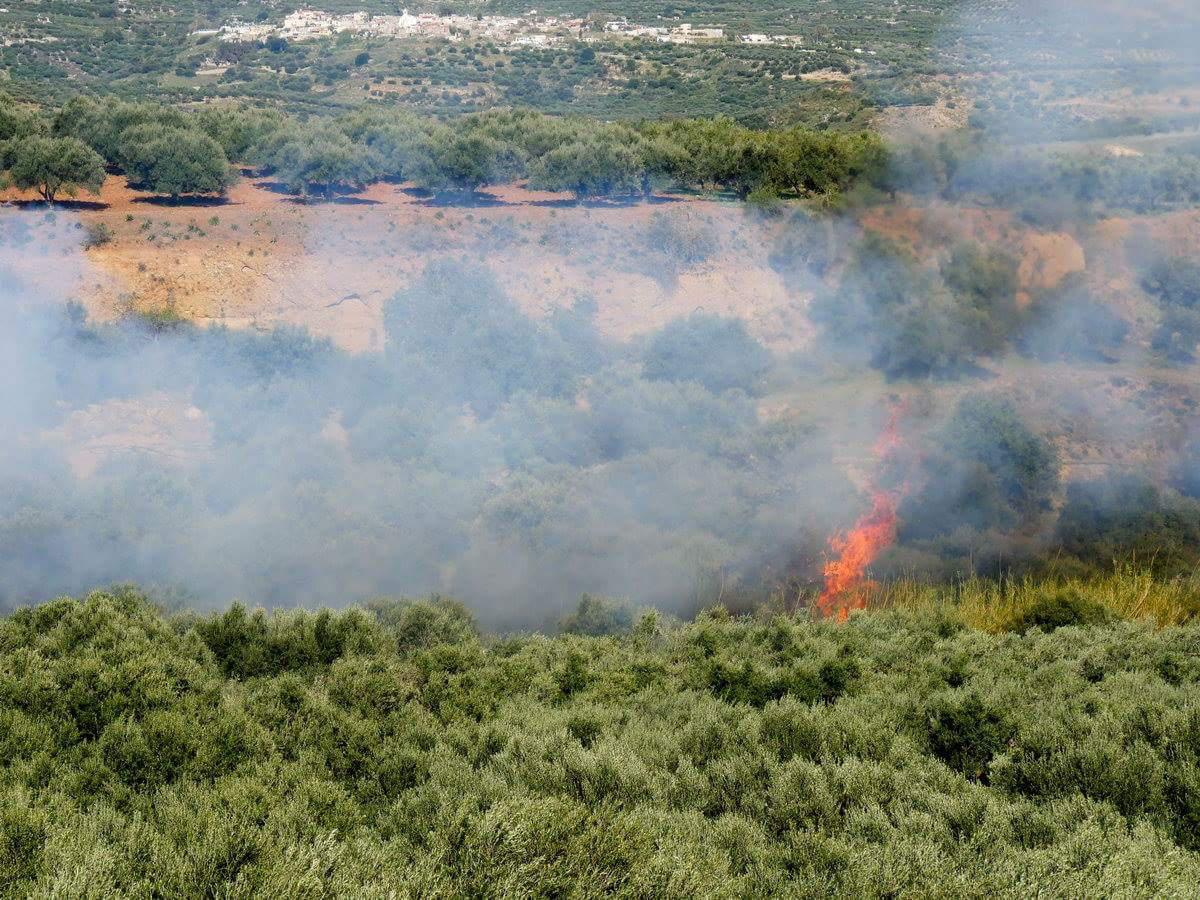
<box><xmin>118</xmin><ymin>125</ymin><xmax>233</xmax><ymax>197</ymax></box>
<box><xmin>4</xmin><ymin>135</ymin><xmax>106</xmax><ymax>203</ymax></box>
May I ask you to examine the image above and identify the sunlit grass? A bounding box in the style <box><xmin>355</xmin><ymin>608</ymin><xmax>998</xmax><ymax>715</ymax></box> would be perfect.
<box><xmin>861</xmin><ymin>565</ymin><xmax>1200</xmax><ymax>631</ymax></box>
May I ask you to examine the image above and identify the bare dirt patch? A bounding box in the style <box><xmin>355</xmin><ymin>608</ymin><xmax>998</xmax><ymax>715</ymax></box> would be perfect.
<box><xmin>5</xmin><ymin>176</ymin><xmax>812</xmax><ymax>352</ymax></box>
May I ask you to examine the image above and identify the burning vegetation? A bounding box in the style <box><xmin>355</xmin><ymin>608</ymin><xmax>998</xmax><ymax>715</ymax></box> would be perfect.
<box><xmin>817</xmin><ymin>403</ymin><xmax>907</xmax><ymax>619</ymax></box>
<box><xmin>0</xmin><ymin>0</ymin><xmax>1199</xmax><ymax>893</ymax></box>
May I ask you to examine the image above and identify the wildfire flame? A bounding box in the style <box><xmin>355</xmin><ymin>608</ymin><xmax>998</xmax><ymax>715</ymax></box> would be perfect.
<box><xmin>817</xmin><ymin>403</ymin><xmax>907</xmax><ymax>620</ymax></box>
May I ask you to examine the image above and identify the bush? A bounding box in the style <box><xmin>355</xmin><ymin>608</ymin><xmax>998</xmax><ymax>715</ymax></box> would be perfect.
<box><xmin>927</xmin><ymin>693</ymin><xmax>1013</xmax><ymax>782</ymax></box>
<box><xmin>1004</xmin><ymin>588</ymin><xmax>1115</xmax><ymax>633</ymax></box>
<box><xmin>366</xmin><ymin>596</ymin><xmax>478</xmax><ymax>652</ymax></box>
<box><xmin>641</xmin><ymin>313</ymin><xmax>770</xmax><ymax>394</ymax></box>
<box><xmin>81</xmin><ymin>221</ymin><xmax>113</xmax><ymax>249</ymax></box>
<box><xmin>560</xmin><ymin>595</ymin><xmax>634</xmax><ymax>637</ymax></box>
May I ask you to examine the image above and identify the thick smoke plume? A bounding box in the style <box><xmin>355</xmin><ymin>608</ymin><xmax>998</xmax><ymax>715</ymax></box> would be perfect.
<box><xmin>0</xmin><ymin>210</ymin><xmax>884</xmax><ymax>628</ymax></box>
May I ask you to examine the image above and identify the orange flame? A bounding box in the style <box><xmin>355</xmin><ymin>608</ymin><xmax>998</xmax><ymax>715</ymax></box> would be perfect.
<box><xmin>817</xmin><ymin>403</ymin><xmax>907</xmax><ymax>620</ymax></box>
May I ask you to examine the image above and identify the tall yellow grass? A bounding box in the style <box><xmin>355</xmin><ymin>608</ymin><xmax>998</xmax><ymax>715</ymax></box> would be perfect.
<box><xmin>861</xmin><ymin>565</ymin><xmax>1200</xmax><ymax>631</ymax></box>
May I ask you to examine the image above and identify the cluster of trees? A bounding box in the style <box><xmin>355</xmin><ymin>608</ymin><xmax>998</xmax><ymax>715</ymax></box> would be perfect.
<box><xmin>889</xmin><ymin>132</ymin><xmax>1200</xmax><ymax>218</ymax></box>
<box><xmin>0</xmin><ymin>94</ymin><xmax>253</xmax><ymax>201</ymax></box>
<box><xmin>18</xmin><ymin>93</ymin><xmax>887</xmax><ymax>202</ymax></box>
<box><xmin>0</xmin><ymin>94</ymin><xmax>104</xmax><ymax>202</ymax></box>
<box><xmin>248</xmin><ymin>107</ymin><xmax>886</xmax><ymax>200</ymax></box>
<box><xmin>803</xmin><ymin>226</ymin><xmax>1137</xmax><ymax>380</ymax></box>
<box><xmin>0</xmin><ymin>586</ymin><xmax>1196</xmax><ymax>893</ymax></box>
<box><xmin>1143</xmin><ymin>256</ymin><xmax>1200</xmax><ymax>362</ymax></box>
<box><xmin>897</xmin><ymin>394</ymin><xmax>1061</xmax><ymax>547</ymax></box>
<box><xmin>808</xmin><ymin>233</ymin><xmax>1028</xmax><ymax>379</ymax></box>
<box><xmin>51</xmin><ymin>96</ymin><xmax>248</xmax><ymax>198</ymax></box>
<box><xmin>884</xmin><ymin>392</ymin><xmax>1200</xmax><ymax>582</ymax></box>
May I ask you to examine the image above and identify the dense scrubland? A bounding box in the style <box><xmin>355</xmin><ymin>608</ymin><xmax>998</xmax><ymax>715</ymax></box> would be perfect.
<box><xmin>0</xmin><ymin>581</ymin><xmax>1197</xmax><ymax>896</ymax></box>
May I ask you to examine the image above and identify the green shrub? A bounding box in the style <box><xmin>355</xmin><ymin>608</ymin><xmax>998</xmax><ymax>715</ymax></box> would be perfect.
<box><xmin>366</xmin><ymin>595</ymin><xmax>478</xmax><ymax>652</ymax></box>
<box><xmin>560</xmin><ymin>594</ymin><xmax>634</xmax><ymax>637</ymax></box>
<box><xmin>927</xmin><ymin>693</ymin><xmax>1013</xmax><ymax>782</ymax></box>
<box><xmin>81</xmin><ymin>221</ymin><xmax>113</xmax><ymax>249</ymax></box>
<box><xmin>1005</xmin><ymin>589</ymin><xmax>1115</xmax><ymax>633</ymax></box>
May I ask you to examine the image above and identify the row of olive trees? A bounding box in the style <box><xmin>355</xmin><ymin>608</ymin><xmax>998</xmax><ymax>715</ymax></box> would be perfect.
<box><xmin>0</xmin><ymin>93</ymin><xmax>244</xmax><ymax>201</ymax></box>
<box><xmin>248</xmin><ymin>107</ymin><xmax>888</xmax><ymax>200</ymax></box>
<box><xmin>5</xmin><ymin>92</ymin><xmax>886</xmax><ymax>203</ymax></box>
<box><xmin>52</xmin><ymin>95</ymin><xmax>245</xmax><ymax>198</ymax></box>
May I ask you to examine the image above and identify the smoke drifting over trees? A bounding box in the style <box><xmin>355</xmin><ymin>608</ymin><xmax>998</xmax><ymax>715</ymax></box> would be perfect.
<box><xmin>0</xmin><ymin>224</ymin><xmax>875</xmax><ymax>626</ymax></box>
<box><xmin>0</xmin><ymin>0</ymin><xmax>1198</xmax><ymax>625</ymax></box>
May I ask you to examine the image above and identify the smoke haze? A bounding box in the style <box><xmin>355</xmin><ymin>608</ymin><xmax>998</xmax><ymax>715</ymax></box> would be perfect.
<box><xmin>2</xmin><ymin>0</ymin><xmax>1200</xmax><ymax>624</ymax></box>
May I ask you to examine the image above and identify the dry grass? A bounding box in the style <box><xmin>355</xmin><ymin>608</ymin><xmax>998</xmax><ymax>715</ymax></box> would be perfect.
<box><xmin>862</xmin><ymin>565</ymin><xmax>1200</xmax><ymax>631</ymax></box>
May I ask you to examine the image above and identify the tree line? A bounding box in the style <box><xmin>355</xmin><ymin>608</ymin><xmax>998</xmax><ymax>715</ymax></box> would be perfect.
<box><xmin>0</xmin><ymin>93</ymin><xmax>886</xmax><ymax>202</ymax></box>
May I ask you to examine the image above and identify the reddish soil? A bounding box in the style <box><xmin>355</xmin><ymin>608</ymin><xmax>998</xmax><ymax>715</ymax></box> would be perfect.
<box><xmin>2</xmin><ymin>176</ymin><xmax>806</xmax><ymax>352</ymax></box>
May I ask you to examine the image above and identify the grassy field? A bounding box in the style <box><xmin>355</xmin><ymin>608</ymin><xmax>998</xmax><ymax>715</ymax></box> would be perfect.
<box><xmin>0</xmin><ymin>575</ymin><xmax>1198</xmax><ymax>896</ymax></box>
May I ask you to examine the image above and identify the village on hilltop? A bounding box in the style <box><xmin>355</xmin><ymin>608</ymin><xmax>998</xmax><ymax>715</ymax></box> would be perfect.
<box><xmin>201</xmin><ymin>8</ymin><xmax>805</xmax><ymax>48</ymax></box>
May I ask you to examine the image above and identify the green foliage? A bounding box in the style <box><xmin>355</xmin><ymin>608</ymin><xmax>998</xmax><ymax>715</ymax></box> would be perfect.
<box><xmin>365</xmin><ymin>595</ymin><xmax>479</xmax><ymax>652</ymax></box>
<box><xmin>1055</xmin><ymin>476</ymin><xmax>1200</xmax><ymax>577</ymax></box>
<box><xmin>926</xmin><ymin>693</ymin><xmax>1012</xmax><ymax>782</ymax></box>
<box><xmin>940</xmin><ymin>243</ymin><xmax>1021</xmax><ymax>356</ymax></box>
<box><xmin>560</xmin><ymin>594</ymin><xmax>634</xmax><ymax>636</ymax></box>
<box><xmin>900</xmin><ymin>394</ymin><xmax>1059</xmax><ymax>541</ymax></box>
<box><xmin>254</xmin><ymin>122</ymin><xmax>378</xmax><ymax>197</ymax></box>
<box><xmin>407</xmin><ymin>127</ymin><xmax>525</xmax><ymax>195</ymax></box>
<box><xmin>1004</xmin><ymin>588</ymin><xmax>1115</xmax><ymax>634</ymax></box>
<box><xmin>1143</xmin><ymin>257</ymin><xmax>1200</xmax><ymax>362</ymax></box>
<box><xmin>641</xmin><ymin>312</ymin><xmax>770</xmax><ymax>394</ymax></box>
<box><xmin>2</xmin><ymin>135</ymin><xmax>105</xmax><ymax>203</ymax></box>
<box><xmin>811</xmin><ymin>234</ymin><xmax>1026</xmax><ymax>378</ymax></box>
<box><xmin>528</xmin><ymin>133</ymin><xmax>647</xmax><ymax>197</ymax></box>
<box><xmin>24</xmin><ymin>96</ymin><xmax>886</xmax><ymax>203</ymax></box>
<box><xmin>119</xmin><ymin>125</ymin><xmax>232</xmax><ymax>197</ymax></box>
<box><xmin>190</xmin><ymin>603</ymin><xmax>380</xmax><ymax>678</ymax></box>
<box><xmin>0</xmin><ymin>94</ymin><xmax>44</xmax><ymax>143</ymax></box>
<box><xmin>1</xmin><ymin>587</ymin><xmax>1199</xmax><ymax>894</ymax></box>
<box><xmin>53</xmin><ymin>96</ymin><xmax>188</xmax><ymax>164</ymax></box>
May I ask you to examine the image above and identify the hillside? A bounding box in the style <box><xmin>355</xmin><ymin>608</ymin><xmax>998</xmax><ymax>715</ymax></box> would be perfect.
<box><xmin>0</xmin><ymin>583</ymin><xmax>1197</xmax><ymax>896</ymax></box>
